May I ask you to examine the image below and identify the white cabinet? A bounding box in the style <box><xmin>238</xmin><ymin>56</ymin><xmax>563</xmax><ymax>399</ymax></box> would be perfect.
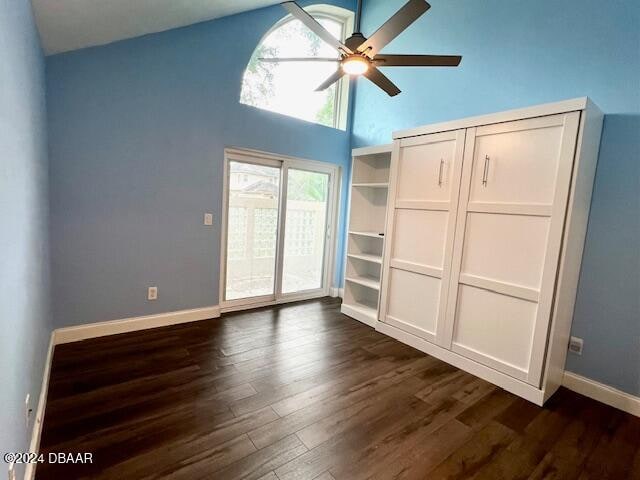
<box><xmin>380</xmin><ymin>129</ymin><xmax>465</xmax><ymax>345</ymax></box>
<box><xmin>375</xmin><ymin>98</ymin><xmax>603</xmax><ymax>405</ymax></box>
<box><xmin>446</xmin><ymin>113</ymin><xmax>581</xmax><ymax>386</ymax></box>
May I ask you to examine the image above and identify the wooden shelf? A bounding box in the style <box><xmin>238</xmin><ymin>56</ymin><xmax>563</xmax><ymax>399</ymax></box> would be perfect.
<box><xmin>345</xmin><ymin>275</ymin><xmax>381</xmax><ymax>291</ymax></box>
<box><xmin>341</xmin><ymin>301</ymin><xmax>378</xmax><ymax>327</ymax></box>
<box><xmin>352</xmin><ymin>144</ymin><xmax>393</xmax><ymax>157</ymax></box>
<box><xmin>352</xmin><ymin>182</ymin><xmax>389</xmax><ymax>188</ymax></box>
<box><xmin>347</xmin><ymin>253</ymin><xmax>383</xmax><ymax>265</ymax></box>
<box><xmin>349</xmin><ymin>230</ymin><xmax>385</xmax><ymax>239</ymax></box>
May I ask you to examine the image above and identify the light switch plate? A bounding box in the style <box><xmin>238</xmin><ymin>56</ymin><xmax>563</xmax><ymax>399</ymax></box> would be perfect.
<box><xmin>204</xmin><ymin>213</ymin><xmax>213</xmax><ymax>226</ymax></box>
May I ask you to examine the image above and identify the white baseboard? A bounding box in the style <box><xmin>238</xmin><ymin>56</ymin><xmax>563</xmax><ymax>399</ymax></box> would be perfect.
<box><xmin>54</xmin><ymin>305</ymin><xmax>220</xmax><ymax>345</ymax></box>
<box><xmin>25</xmin><ymin>333</ymin><xmax>55</xmax><ymax>480</ymax></box>
<box><xmin>329</xmin><ymin>287</ymin><xmax>344</xmax><ymax>298</ymax></box>
<box><xmin>563</xmin><ymin>371</ymin><xmax>640</xmax><ymax>417</ymax></box>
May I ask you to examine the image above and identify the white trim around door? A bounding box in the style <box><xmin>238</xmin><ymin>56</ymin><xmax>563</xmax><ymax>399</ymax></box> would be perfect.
<box><xmin>220</xmin><ymin>147</ymin><xmax>341</xmax><ymax>313</ymax></box>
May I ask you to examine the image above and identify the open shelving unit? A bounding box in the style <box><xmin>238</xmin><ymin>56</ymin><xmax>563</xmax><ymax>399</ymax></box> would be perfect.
<box><xmin>341</xmin><ymin>144</ymin><xmax>393</xmax><ymax>327</ymax></box>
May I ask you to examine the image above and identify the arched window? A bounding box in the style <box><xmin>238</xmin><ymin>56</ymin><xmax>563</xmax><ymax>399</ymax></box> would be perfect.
<box><xmin>240</xmin><ymin>5</ymin><xmax>353</xmax><ymax>130</ymax></box>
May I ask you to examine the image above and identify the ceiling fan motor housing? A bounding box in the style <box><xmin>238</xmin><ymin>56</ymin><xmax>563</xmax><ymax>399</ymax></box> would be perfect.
<box><xmin>345</xmin><ymin>32</ymin><xmax>367</xmax><ymax>53</ymax></box>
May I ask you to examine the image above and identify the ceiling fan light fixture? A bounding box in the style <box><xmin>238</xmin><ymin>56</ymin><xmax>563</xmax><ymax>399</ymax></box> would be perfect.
<box><xmin>341</xmin><ymin>56</ymin><xmax>369</xmax><ymax>75</ymax></box>
<box><xmin>279</xmin><ymin>0</ymin><xmax>461</xmax><ymax>96</ymax></box>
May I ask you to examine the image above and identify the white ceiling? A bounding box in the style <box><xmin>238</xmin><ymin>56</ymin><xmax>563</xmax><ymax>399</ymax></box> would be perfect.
<box><xmin>32</xmin><ymin>0</ymin><xmax>283</xmax><ymax>55</ymax></box>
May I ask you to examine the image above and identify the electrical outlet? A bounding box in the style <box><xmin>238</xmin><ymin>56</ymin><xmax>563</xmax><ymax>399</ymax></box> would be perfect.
<box><xmin>148</xmin><ymin>286</ymin><xmax>158</xmax><ymax>301</ymax></box>
<box><xmin>25</xmin><ymin>393</ymin><xmax>32</xmax><ymax>428</ymax></box>
<box><xmin>204</xmin><ymin>213</ymin><xmax>213</xmax><ymax>226</ymax></box>
<box><xmin>568</xmin><ymin>336</ymin><xmax>583</xmax><ymax>355</ymax></box>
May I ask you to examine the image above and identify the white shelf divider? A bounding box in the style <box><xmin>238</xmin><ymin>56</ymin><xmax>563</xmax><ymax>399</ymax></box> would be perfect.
<box><xmin>348</xmin><ymin>230</ymin><xmax>385</xmax><ymax>239</ymax></box>
<box><xmin>345</xmin><ymin>275</ymin><xmax>381</xmax><ymax>291</ymax></box>
<box><xmin>347</xmin><ymin>253</ymin><xmax>383</xmax><ymax>264</ymax></box>
<box><xmin>352</xmin><ymin>182</ymin><xmax>389</xmax><ymax>188</ymax></box>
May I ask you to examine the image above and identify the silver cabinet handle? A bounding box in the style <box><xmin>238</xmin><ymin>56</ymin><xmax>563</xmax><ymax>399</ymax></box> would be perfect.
<box><xmin>438</xmin><ymin>159</ymin><xmax>444</xmax><ymax>187</ymax></box>
<box><xmin>482</xmin><ymin>155</ymin><xmax>490</xmax><ymax>187</ymax></box>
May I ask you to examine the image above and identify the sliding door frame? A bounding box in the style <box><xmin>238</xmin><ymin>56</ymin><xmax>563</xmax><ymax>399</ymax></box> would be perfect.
<box><xmin>220</xmin><ymin>147</ymin><xmax>341</xmax><ymax>313</ymax></box>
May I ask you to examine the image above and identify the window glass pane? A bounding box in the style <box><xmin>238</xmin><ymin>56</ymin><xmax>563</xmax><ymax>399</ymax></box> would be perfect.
<box><xmin>282</xmin><ymin>169</ymin><xmax>330</xmax><ymax>293</ymax></box>
<box><xmin>241</xmin><ymin>17</ymin><xmax>343</xmax><ymax>127</ymax></box>
<box><xmin>225</xmin><ymin>161</ymin><xmax>280</xmax><ymax>300</ymax></box>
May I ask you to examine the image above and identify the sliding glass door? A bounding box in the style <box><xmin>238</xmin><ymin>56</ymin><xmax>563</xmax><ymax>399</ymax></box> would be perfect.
<box><xmin>221</xmin><ymin>150</ymin><xmax>337</xmax><ymax>310</ymax></box>
<box><xmin>281</xmin><ymin>169</ymin><xmax>330</xmax><ymax>294</ymax></box>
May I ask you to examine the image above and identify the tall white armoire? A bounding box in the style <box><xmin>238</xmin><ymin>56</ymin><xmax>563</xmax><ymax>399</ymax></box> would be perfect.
<box><xmin>372</xmin><ymin>98</ymin><xmax>602</xmax><ymax>405</ymax></box>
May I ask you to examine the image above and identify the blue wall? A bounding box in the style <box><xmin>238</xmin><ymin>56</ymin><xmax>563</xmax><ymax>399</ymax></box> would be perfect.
<box><xmin>47</xmin><ymin>0</ymin><xmax>355</xmax><ymax>328</ymax></box>
<box><xmin>0</xmin><ymin>0</ymin><xmax>51</xmax><ymax>473</ymax></box>
<box><xmin>352</xmin><ymin>0</ymin><xmax>639</xmax><ymax>395</ymax></box>
<box><xmin>565</xmin><ymin>115</ymin><xmax>640</xmax><ymax>395</ymax></box>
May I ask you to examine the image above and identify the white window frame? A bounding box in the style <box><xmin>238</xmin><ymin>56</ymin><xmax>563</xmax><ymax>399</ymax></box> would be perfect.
<box><xmin>220</xmin><ymin>147</ymin><xmax>341</xmax><ymax>313</ymax></box>
<box><xmin>240</xmin><ymin>4</ymin><xmax>354</xmax><ymax>130</ymax></box>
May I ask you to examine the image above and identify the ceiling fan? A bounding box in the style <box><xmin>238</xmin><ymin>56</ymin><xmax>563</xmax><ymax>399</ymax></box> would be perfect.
<box><xmin>259</xmin><ymin>0</ymin><xmax>462</xmax><ymax>97</ymax></box>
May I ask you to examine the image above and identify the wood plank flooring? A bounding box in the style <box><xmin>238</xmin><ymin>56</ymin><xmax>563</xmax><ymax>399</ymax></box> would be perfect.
<box><xmin>37</xmin><ymin>297</ymin><xmax>640</xmax><ymax>479</ymax></box>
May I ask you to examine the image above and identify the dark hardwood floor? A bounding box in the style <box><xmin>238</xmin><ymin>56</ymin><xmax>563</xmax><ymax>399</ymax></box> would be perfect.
<box><xmin>38</xmin><ymin>297</ymin><xmax>640</xmax><ymax>479</ymax></box>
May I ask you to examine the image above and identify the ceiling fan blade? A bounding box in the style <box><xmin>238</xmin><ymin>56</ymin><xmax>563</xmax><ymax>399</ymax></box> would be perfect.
<box><xmin>363</xmin><ymin>67</ymin><xmax>401</xmax><ymax>97</ymax></box>
<box><xmin>374</xmin><ymin>54</ymin><xmax>462</xmax><ymax>67</ymax></box>
<box><xmin>357</xmin><ymin>0</ymin><xmax>430</xmax><ymax>57</ymax></box>
<box><xmin>315</xmin><ymin>70</ymin><xmax>346</xmax><ymax>91</ymax></box>
<box><xmin>259</xmin><ymin>57</ymin><xmax>340</xmax><ymax>62</ymax></box>
<box><xmin>282</xmin><ymin>2</ymin><xmax>353</xmax><ymax>54</ymax></box>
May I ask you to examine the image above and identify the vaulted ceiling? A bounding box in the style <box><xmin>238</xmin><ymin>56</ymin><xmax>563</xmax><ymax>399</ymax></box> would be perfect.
<box><xmin>32</xmin><ymin>0</ymin><xmax>283</xmax><ymax>55</ymax></box>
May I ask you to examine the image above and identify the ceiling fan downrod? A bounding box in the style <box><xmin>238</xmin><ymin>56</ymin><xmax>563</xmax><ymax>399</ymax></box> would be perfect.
<box><xmin>354</xmin><ymin>0</ymin><xmax>363</xmax><ymax>34</ymax></box>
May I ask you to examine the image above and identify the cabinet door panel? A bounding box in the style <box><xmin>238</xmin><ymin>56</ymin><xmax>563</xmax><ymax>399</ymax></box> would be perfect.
<box><xmin>461</xmin><ymin>213</ymin><xmax>550</xmax><ymax>290</ymax></box>
<box><xmin>468</xmin><ymin>116</ymin><xmax>566</xmax><ymax>206</ymax></box>
<box><xmin>396</xmin><ymin>137</ymin><xmax>458</xmax><ymax>203</ymax></box>
<box><xmin>392</xmin><ymin>209</ymin><xmax>448</xmax><ymax>270</ymax></box>
<box><xmin>380</xmin><ymin>130</ymin><xmax>466</xmax><ymax>346</ymax></box>
<box><xmin>452</xmin><ymin>285</ymin><xmax>537</xmax><ymax>380</ymax></box>
<box><xmin>386</xmin><ymin>269</ymin><xmax>441</xmax><ymax>340</ymax></box>
<box><xmin>445</xmin><ymin>112</ymin><xmax>580</xmax><ymax>386</ymax></box>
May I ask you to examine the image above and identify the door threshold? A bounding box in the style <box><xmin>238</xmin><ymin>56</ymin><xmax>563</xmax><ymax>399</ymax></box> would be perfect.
<box><xmin>220</xmin><ymin>291</ymin><xmax>329</xmax><ymax>314</ymax></box>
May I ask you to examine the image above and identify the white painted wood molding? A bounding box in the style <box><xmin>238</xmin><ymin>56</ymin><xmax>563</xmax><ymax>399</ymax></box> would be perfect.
<box><xmin>54</xmin><ymin>305</ymin><xmax>220</xmax><ymax>344</ymax></box>
<box><xmin>25</xmin><ymin>334</ymin><xmax>55</xmax><ymax>480</ymax></box>
<box><xmin>393</xmin><ymin>97</ymin><xmax>590</xmax><ymax>139</ymax></box>
<box><xmin>562</xmin><ymin>371</ymin><xmax>640</xmax><ymax>418</ymax></box>
<box><xmin>329</xmin><ymin>287</ymin><xmax>344</xmax><ymax>298</ymax></box>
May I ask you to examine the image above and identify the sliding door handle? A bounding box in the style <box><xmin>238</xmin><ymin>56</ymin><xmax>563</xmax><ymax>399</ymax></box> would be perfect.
<box><xmin>438</xmin><ymin>159</ymin><xmax>444</xmax><ymax>187</ymax></box>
